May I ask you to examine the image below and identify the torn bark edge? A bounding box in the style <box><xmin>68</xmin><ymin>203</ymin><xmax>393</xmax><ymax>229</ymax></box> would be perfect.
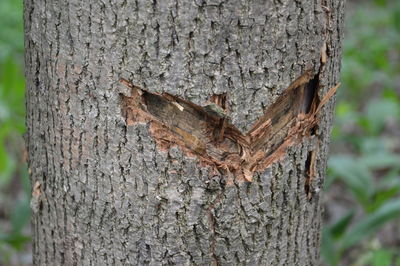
<box><xmin>119</xmin><ymin>75</ymin><xmax>339</xmax><ymax>186</ymax></box>
<box><xmin>304</xmin><ymin>148</ymin><xmax>318</xmax><ymax>200</ymax></box>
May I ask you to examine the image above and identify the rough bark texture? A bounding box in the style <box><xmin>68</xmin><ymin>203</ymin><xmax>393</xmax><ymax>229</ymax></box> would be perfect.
<box><xmin>25</xmin><ymin>0</ymin><xmax>345</xmax><ymax>265</ymax></box>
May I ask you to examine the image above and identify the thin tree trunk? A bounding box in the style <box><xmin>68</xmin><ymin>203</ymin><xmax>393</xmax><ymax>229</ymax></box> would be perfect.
<box><xmin>25</xmin><ymin>0</ymin><xmax>345</xmax><ymax>265</ymax></box>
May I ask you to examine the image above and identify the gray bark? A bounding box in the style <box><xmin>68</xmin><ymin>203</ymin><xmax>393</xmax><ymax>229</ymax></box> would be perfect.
<box><xmin>25</xmin><ymin>0</ymin><xmax>345</xmax><ymax>265</ymax></box>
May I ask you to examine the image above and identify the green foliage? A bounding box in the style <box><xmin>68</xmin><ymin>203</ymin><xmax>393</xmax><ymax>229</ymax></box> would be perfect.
<box><xmin>0</xmin><ymin>0</ymin><xmax>30</xmax><ymax>262</ymax></box>
<box><xmin>340</xmin><ymin>200</ymin><xmax>400</xmax><ymax>251</ymax></box>
<box><xmin>0</xmin><ymin>57</ymin><xmax>25</xmax><ymax>185</ymax></box>
<box><xmin>322</xmin><ymin>1</ymin><xmax>400</xmax><ymax>265</ymax></box>
<box><xmin>0</xmin><ymin>0</ymin><xmax>399</xmax><ymax>264</ymax></box>
<box><xmin>0</xmin><ymin>0</ymin><xmax>24</xmax><ymax>61</ymax></box>
<box><xmin>0</xmin><ymin>0</ymin><xmax>25</xmax><ymax>184</ymax></box>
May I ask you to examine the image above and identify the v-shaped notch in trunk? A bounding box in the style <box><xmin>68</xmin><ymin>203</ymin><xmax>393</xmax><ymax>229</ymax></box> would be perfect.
<box><xmin>120</xmin><ymin>70</ymin><xmax>339</xmax><ymax>183</ymax></box>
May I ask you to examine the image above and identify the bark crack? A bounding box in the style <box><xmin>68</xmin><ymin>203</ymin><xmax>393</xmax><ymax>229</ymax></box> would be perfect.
<box><xmin>120</xmin><ymin>71</ymin><xmax>339</xmax><ymax>185</ymax></box>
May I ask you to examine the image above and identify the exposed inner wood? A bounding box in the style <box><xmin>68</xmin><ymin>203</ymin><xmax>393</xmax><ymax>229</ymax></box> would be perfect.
<box><xmin>304</xmin><ymin>149</ymin><xmax>317</xmax><ymax>200</ymax></box>
<box><xmin>120</xmin><ymin>71</ymin><xmax>338</xmax><ymax>183</ymax></box>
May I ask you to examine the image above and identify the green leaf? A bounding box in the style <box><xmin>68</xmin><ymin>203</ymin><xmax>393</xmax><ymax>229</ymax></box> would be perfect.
<box><xmin>321</xmin><ymin>228</ymin><xmax>339</xmax><ymax>266</ymax></box>
<box><xmin>359</xmin><ymin>153</ymin><xmax>400</xmax><ymax>170</ymax></box>
<box><xmin>340</xmin><ymin>199</ymin><xmax>400</xmax><ymax>251</ymax></box>
<box><xmin>0</xmin><ymin>56</ymin><xmax>25</xmax><ymax>129</ymax></box>
<box><xmin>0</xmin><ymin>124</ymin><xmax>16</xmax><ymax>185</ymax></box>
<box><xmin>10</xmin><ymin>198</ymin><xmax>31</xmax><ymax>234</ymax></box>
<box><xmin>20</xmin><ymin>164</ymin><xmax>31</xmax><ymax>196</ymax></box>
<box><xmin>369</xmin><ymin>186</ymin><xmax>400</xmax><ymax>212</ymax></box>
<box><xmin>0</xmin><ymin>233</ymin><xmax>31</xmax><ymax>251</ymax></box>
<box><xmin>328</xmin><ymin>156</ymin><xmax>373</xmax><ymax>207</ymax></box>
<box><xmin>373</xmin><ymin>0</ymin><xmax>387</xmax><ymax>7</ymax></box>
<box><xmin>330</xmin><ymin>210</ymin><xmax>355</xmax><ymax>239</ymax></box>
<box><xmin>358</xmin><ymin>137</ymin><xmax>388</xmax><ymax>155</ymax></box>
<box><xmin>393</xmin><ymin>6</ymin><xmax>400</xmax><ymax>32</ymax></box>
<box><xmin>363</xmin><ymin>99</ymin><xmax>400</xmax><ymax>135</ymax></box>
<box><xmin>371</xmin><ymin>249</ymin><xmax>393</xmax><ymax>266</ymax></box>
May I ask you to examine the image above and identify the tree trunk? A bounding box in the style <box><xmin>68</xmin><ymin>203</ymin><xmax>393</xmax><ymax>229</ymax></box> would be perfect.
<box><xmin>25</xmin><ymin>0</ymin><xmax>345</xmax><ymax>265</ymax></box>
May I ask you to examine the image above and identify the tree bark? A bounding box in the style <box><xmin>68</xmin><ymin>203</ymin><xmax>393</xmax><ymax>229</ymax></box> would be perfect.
<box><xmin>25</xmin><ymin>0</ymin><xmax>345</xmax><ymax>265</ymax></box>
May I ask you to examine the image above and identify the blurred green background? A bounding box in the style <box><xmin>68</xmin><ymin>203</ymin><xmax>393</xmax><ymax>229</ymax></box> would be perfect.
<box><xmin>0</xmin><ymin>0</ymin><xmax>399</xmax><ymax>265</ymax></box>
